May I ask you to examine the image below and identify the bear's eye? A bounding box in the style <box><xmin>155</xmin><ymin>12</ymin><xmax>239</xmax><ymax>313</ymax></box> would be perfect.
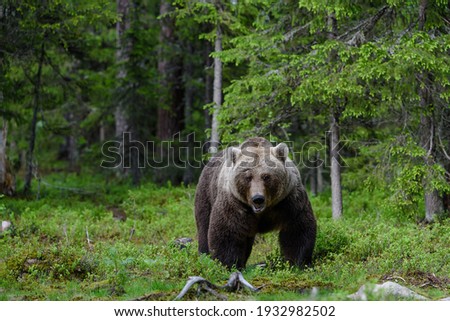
<box><xmin>245</xmin><ymin>175</ymin><xmax>252</xmax><ymax>182</ymax></box>
<box><xmin>261</xmin><ymin>174</ymin><xmax>270</xmax><ymax>181</ymax></box>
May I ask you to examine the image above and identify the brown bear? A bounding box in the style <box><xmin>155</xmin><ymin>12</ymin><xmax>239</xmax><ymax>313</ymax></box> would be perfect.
<box><xmin>195</xmin><ymin>137</ymin><xmax>316</xmax><ymax>269</ymax></box>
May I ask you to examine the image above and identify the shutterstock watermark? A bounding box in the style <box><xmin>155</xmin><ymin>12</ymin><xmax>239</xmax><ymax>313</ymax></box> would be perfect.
<box><xmin>100</xmin><ymin>132</ymin><xmax>349</xmax><ymax>169</ymax></box>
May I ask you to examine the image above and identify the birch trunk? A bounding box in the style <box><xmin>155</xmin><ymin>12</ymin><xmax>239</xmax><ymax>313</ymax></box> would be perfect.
<box><xmin>330</xmin><ymin>114</ymin><xmax>343</xmax><ymax>219</ymax></box>
<box><xmin>210</xmin><ymin>24</ymin><xmax>222</xmax><ymax>150</ymax></box>
<box><xmin>24</xmin><ymin>43</ymin><xmax>44</xmax><ymax>194</ymax></box>
<box><xmin>328</xmin><ymin>13</ymin><xmax>343</xmax><ymax>219</ymax></box>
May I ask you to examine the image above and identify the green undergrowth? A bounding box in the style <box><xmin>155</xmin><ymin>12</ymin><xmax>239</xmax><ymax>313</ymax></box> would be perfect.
<box><xmin>0</xmin><ymin>173</ymin><xmax>449</xmax><ymax>301</ymax></box>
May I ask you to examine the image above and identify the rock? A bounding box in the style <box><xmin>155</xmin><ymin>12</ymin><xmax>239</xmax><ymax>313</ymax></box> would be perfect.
<box><xmin>310</xmin><ymin>287</ymin><xmax>319</xmax><ymax>299</ymax></box>
<box><xmin>25</xmin><ymin>259</ymin><xmax>40</xmax><ymax>267</ymax></box>
<box><xmin>173</xmin><ymin>237</ymin><xmax>193</xmax><ymax>249</ymax></box>
<box><xmin>440</xmin><ymin>297</ymin><xmax>450</xmax><ymax>301</ymax></box>
<box><xmin>348</xmin><ymin>281</ymin><xmax>428</xmax><ymax>300</ymax></box>
<box><xmin>1</xmin><ymin>221</ymin><xmax>11</xmax><ymax>232</ymax></box>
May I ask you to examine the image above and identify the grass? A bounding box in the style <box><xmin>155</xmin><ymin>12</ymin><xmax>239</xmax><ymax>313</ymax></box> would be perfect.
<box><xmin>0</xmin><ymin>173</ymin><xmax>449</xmax><ymax>301</ymax></box>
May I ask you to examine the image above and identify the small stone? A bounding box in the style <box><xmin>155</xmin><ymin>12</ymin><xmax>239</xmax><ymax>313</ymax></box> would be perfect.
<box><xmin>348</xmin><ymin>281</ymin><xmax>428</xmax><ymax>300</ymax></box>
<box><xmin>310</xmin><ymin>287</ymin><xmax>319</xmax><ymax>299</ymax></box>
<box><xmin>173</xmin><ymin>237</ymin><xmax>193</xmax><ymax>249</ymax></box>
<box><xmin>1</xmin><ymin>221</ymin><xmax>11</xmax><ymax>232</ymax></box>
<box><xmin>25</xmin><ymin>259</ymin><xmax>39</xmax><ymax>267</ymax></box>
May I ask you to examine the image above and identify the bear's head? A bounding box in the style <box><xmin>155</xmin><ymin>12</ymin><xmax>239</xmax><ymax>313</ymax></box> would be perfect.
<box><xmin>226</xmin><ymin>138</ymin><xmax>296</xmax><ymax>213</ymax></box>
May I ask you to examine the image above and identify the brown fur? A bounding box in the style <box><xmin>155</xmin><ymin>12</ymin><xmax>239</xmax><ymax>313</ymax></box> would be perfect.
<box><xmin>195</xmin><ymin>137</ymin><xmax>316</xmax><ymax>269</ymax></box>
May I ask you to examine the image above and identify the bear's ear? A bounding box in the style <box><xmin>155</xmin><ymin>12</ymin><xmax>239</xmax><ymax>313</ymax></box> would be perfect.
<box><xmin>271</xmin><ymin>143</ymin><xmax>289</xmax><ymax>162</ymax></box>
<box><xmin>228</xmin><ymin>147</ymin><xmax>241</xmax><ymax>165</ymax></box>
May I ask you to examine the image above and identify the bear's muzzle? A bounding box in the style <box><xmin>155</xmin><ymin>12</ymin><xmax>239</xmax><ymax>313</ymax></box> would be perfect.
<box><xmin>251</xmin><ymin>194</ymin><xmax>266</xmax><ymax>213</ymax></box>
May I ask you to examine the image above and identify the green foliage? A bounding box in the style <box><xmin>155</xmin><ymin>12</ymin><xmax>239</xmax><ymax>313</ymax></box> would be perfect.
<box><xmin>356</xmin><ymin>135</ymin><xmax>450</xmax><ymax>217</ymax></box>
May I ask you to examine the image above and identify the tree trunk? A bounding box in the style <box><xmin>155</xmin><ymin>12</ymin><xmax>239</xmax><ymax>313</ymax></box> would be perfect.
<box><xmin>310</xmin><ymin>152</ymin><xmax>324</xmax><ymax>196</ymax></box>
<box><xmin>157</xmin><ymin>0</ymin><xmax>184</xmax><ymax>141</ymax></box>
<box><xmin>24</xmin><ymin>42</ymin><xmax>45</xmax><ymax>194</ymax></box>
<box><xmin>0</xmin><ymin>120</ymin><xmax>6</xmax><ymax>188</ymax></box>
<box><xmin>157</xmin><ymin>0</ymin><xmax>171</xmax><ymax>140</ymax></box>
<box><xmin>330</xmin><ymin>113</ymin><xmax>343</xmax><ymax>219</ymax></box>
<box><xmin>115</xmin><ymin>0</ymin><xmax>130</xmax><ymax>139</ymax></box>
<box><xmin>327</xmin><ymin>12</ymin><xmax>343</xmax><ymax>219</ymax></box>
<box><xmin>204</xmin><ymin>41</ymin><xmax>213</xmax><ymax>131</ymax></box>
<box><xmin>425</xmin><ymin>189</ymin><xmax>443</xmax><ymax>222</ymax></box>
<box><xmin>115</xmin><ymin>108</ymin><xmax>128</xmax><ymax>138</ymax></box>
<box><xmin>417</xmin><ymin>0</ymin><xmax>443</xmax><ymax>222</ymax></box>
<box><xmin>155</xmin><ymin>0</ymin><xmax>184</xmax><ymax>183</ymax></box>
<box><xmin>418</xmin><ymin>0</ymin><xmax>427</xmax><ymax>31</ymax></box>
<box><xmin>115</xmin><ymin>0</ymin><xmax>137</xmax><ymax>182</ymax></box>
<box><xmin>183</xmin><ymin>43</ymin><xmax>194</xmax><ymax>185</ymax></box>
<box><xmin>419</xmin><ymin>95</ymin><xmax>443</xmax><ymax>222</ymax></box>
<box><xmin>67</xmin><ymin>135</ymin><xmax>78</xmax><ymax>172</ymax></box>
<box><xmin>317</xmin><ymin>152</ymin><xmax>324</xmax><ymax>193</ymax></box>
<box><xmin>310</xmin><ymin>166</ymin><xmax>317</xmax><ymax>196</ymax></box>
<box><xmin>0</xmin><ymin>120</ymin><xmax>15</xmax><ymax>196</ymax></box>
<box><xmin>99</xmin><ymin>121</ymin><xmax>105</xmax><ymax>142</ymax></box>
<box><xmin>66</xmin><ymin>112</ymin><xmax>79</xmax><ymax>172</ymax></box>
<box><xmin>210</xmin><ymin>24</ymin><xmax>222</xmax><ymax>150</ymax></box>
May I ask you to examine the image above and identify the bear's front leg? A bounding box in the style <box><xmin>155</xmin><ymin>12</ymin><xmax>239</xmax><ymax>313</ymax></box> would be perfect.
<box><xmin>277</xmin><ymin>186</ymin><xmax>317</xmax><ymax>268</ymax></box>
<box><xmin>207</xmin><ymin>201</ymin><xmax>255</xmax><ymax>269</ymax></box>
<box><xmin>279</xmin><ymin>213</ymin><xmax>316</xmax><ymax>267</ymax></box>
<box><xmin>208</xmin><ymin>225</ymin><xmax>254</xmax><ymax>269</ymax></box>
<box><xmin>279</xmin><ymin>226</ymin><xmax>315</xmax><ymax>267</ymax></box>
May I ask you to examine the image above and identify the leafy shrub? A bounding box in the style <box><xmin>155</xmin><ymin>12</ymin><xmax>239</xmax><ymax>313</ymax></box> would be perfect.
<box><xmin>3</xmin><ymin>243</ymin><xmax>99</xmax><ymax>281</ymax></box>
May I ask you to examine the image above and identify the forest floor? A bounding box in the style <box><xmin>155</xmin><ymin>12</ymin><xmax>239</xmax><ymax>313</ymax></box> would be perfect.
<box><xmin>0</xmin><ymin>173</ymin><xmax>449</xmax><ymax>301</ymax></box>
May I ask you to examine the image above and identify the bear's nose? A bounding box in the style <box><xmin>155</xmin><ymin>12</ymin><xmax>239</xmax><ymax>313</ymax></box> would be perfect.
<box><xmin>252</xmin><ymin>195</ymin><xmax>265</xmax><ymax>205</ymax></box>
